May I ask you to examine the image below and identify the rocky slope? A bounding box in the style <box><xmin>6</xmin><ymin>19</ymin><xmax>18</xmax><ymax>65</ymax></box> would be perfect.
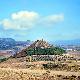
<box><xmin>15</xmin><ymin>39</ymin><xmax>53</xmax><ymax>58</ymax></box>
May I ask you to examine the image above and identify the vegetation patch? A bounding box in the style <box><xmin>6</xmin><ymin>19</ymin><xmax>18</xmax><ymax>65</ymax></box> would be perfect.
<box><xmin>26</xmin><ymin>47</ymin><xmax>65</xmax><ymax>56</ymax></box>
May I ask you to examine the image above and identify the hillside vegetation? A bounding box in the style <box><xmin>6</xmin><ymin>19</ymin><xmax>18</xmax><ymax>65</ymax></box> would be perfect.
<box><xmin>15</xmin><ymin>39</ymin><xmax>65</xmax><ymax>57</ymax></box>
<box><xmin>26</xmin><ymin>47</ymin><xmax>65</xmax><ymax>55</ymax></box>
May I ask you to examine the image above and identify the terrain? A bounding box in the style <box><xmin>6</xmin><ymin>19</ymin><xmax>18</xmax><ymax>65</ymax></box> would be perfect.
<box><xmin>0</xmin><ymin>39</ymin><xmax>80</xmax><ymax>80</ymax></box>
<box><xmin>0</xmin><ymin>55</ymin><xmax>80</xmax><ymax>80</ymax></box>
<box><xmin>0</xmin><ymin>38</ymin><xmax>32</xmax><ymax>50</ymax></box>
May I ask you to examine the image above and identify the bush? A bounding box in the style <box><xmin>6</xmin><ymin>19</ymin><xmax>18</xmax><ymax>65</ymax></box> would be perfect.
<box><xmin>26</xmin><ymin>47</ymin><xmax>65</xmax><ymax>56</ymax></box>
<box><xmin>0</xmin><ymin>58</ymin><xmax>7</xmax><ymax>62</ymax></box>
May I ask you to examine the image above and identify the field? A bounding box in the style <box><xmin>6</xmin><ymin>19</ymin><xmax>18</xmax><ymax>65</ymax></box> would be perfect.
<box><xmin>0</xmin><ymin>68</ymin><xmax>80</xmax><ymax>80</ymax></box>
<box><xmin>0</xmin><ymin>54</ymin><xmax>80</xmax><ymax>80</ymax></box>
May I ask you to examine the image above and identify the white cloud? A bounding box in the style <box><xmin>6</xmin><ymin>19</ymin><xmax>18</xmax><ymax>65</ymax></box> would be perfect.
<box><xmin>11</xmin><ymin>11</ymin><xmax>39</xmax><ymax>20</ymax></box>
<box><xmin>0</xmin><ymin>11</ymin><xmax>64</xmax><ymax>30</ymax></box>
<box><xmin>46</xmin><ymin>14</ymin><xmax>64</xmax><ymax>23</ymax></box>
<box><xmin>41</xmin><ymin>14</ymin><xmax>64</xmax><ymax>26</ymax></box>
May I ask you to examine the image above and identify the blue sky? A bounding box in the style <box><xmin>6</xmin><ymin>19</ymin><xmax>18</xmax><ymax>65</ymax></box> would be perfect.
<box><xmin>0</xmin><ymin>0</ymin><xmax>80</xmax><ymax>41</ymax></box>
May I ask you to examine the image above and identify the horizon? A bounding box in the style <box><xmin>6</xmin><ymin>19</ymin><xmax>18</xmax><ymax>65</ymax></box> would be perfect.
<box><xmin>0</xmin><ymin>37</ymin><xmax>80</xmax><ymax>42</ymax></box>
<box><xmin>0</xmin><ymin>0</ymin><xmax>80</xmax><ymax>41</ymax></box>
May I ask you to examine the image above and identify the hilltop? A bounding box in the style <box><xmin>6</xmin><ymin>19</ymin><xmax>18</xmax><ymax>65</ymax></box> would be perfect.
<box><xmin>15</xmin><ymin>39</ymin><xmax>65</xmax><ymax>58</ymax></box>
<box><xmin>28</xmin><ymin>39</ymin><xmax>52</xmax><ymax>49</ymax></box>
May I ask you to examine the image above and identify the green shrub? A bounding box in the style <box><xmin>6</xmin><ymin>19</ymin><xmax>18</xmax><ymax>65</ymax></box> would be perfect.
<box><xmin>26</xmin><ymin>46</ymin><xmax>65</xmax><ymax>56</ymax></box>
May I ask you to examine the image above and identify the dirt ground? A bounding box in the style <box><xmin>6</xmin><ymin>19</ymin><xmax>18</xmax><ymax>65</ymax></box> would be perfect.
<box><xmin>0</xmin><ymin>58</ymin><xmax>80</xmax><ymax>80</ymax></box>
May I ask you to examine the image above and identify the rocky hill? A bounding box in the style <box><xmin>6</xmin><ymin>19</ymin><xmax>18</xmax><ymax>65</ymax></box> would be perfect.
<box><xmin>15</xmin><ymin>39</ymin><xmax>53</xmax><ymax>57</ymax></box>
<box><xmin>14</xmin><ymin>39</ymin><xmax>65</xmax><ymax>58</ymax></box>
<box><xmin>28</xmin><ymin>39</ymin><xmax>52</xmax><ymax>49</ymax></box>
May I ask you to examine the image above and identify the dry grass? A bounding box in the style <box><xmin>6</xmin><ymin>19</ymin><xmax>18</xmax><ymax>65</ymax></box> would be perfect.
<box><xmin>0</xmin><ymin>68</ymin><xmax>80</xmax><ymax>80</ymax></box>
<box><xmin>0</xmin><ymin>57</ymin><xmax>80</xmax><ymax>80</ymax></box>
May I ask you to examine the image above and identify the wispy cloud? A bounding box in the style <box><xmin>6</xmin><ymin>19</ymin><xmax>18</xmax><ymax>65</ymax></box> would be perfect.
<box><xmin>41</xmin><ymin>14</ymin><xmax>64</xmax><ymax>26</ymax></box>
<box><xmin>0</xmin><ymin>11</ymin><xmax>64</xmax><ymax>30</ymax></box>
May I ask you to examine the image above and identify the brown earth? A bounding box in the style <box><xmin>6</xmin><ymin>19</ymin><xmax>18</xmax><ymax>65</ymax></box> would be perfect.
<box><xmin>0</xmin><ymin>57</ymin><xmax>80</xmax><ymax>80</ymax></box>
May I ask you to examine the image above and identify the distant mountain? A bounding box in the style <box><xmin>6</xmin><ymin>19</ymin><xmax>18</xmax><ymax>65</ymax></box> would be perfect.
<box><xmin>51</xmin><ymin>39</ymin><xmax>80</xmax><ymax>46</ymax></box>
<box><xmin>0</xmin><ymin>38</ymin><xmax>16</xmax><ymax>50</ymax></box>
<box><xmin>0</xmin><ymin>38</ymin><xmax>32</xmax><ymax>50</ymax></box>
<box><xmin>16</xmin><ymin>40</ymin><xmax>32</xmax><ymax>46</ymax></box>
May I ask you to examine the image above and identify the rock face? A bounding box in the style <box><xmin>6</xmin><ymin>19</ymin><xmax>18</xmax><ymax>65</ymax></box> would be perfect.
<box><xmin>15</xmin><ymin>39</ymin><xmax>52</xmax><ymax>58</ymax></box>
